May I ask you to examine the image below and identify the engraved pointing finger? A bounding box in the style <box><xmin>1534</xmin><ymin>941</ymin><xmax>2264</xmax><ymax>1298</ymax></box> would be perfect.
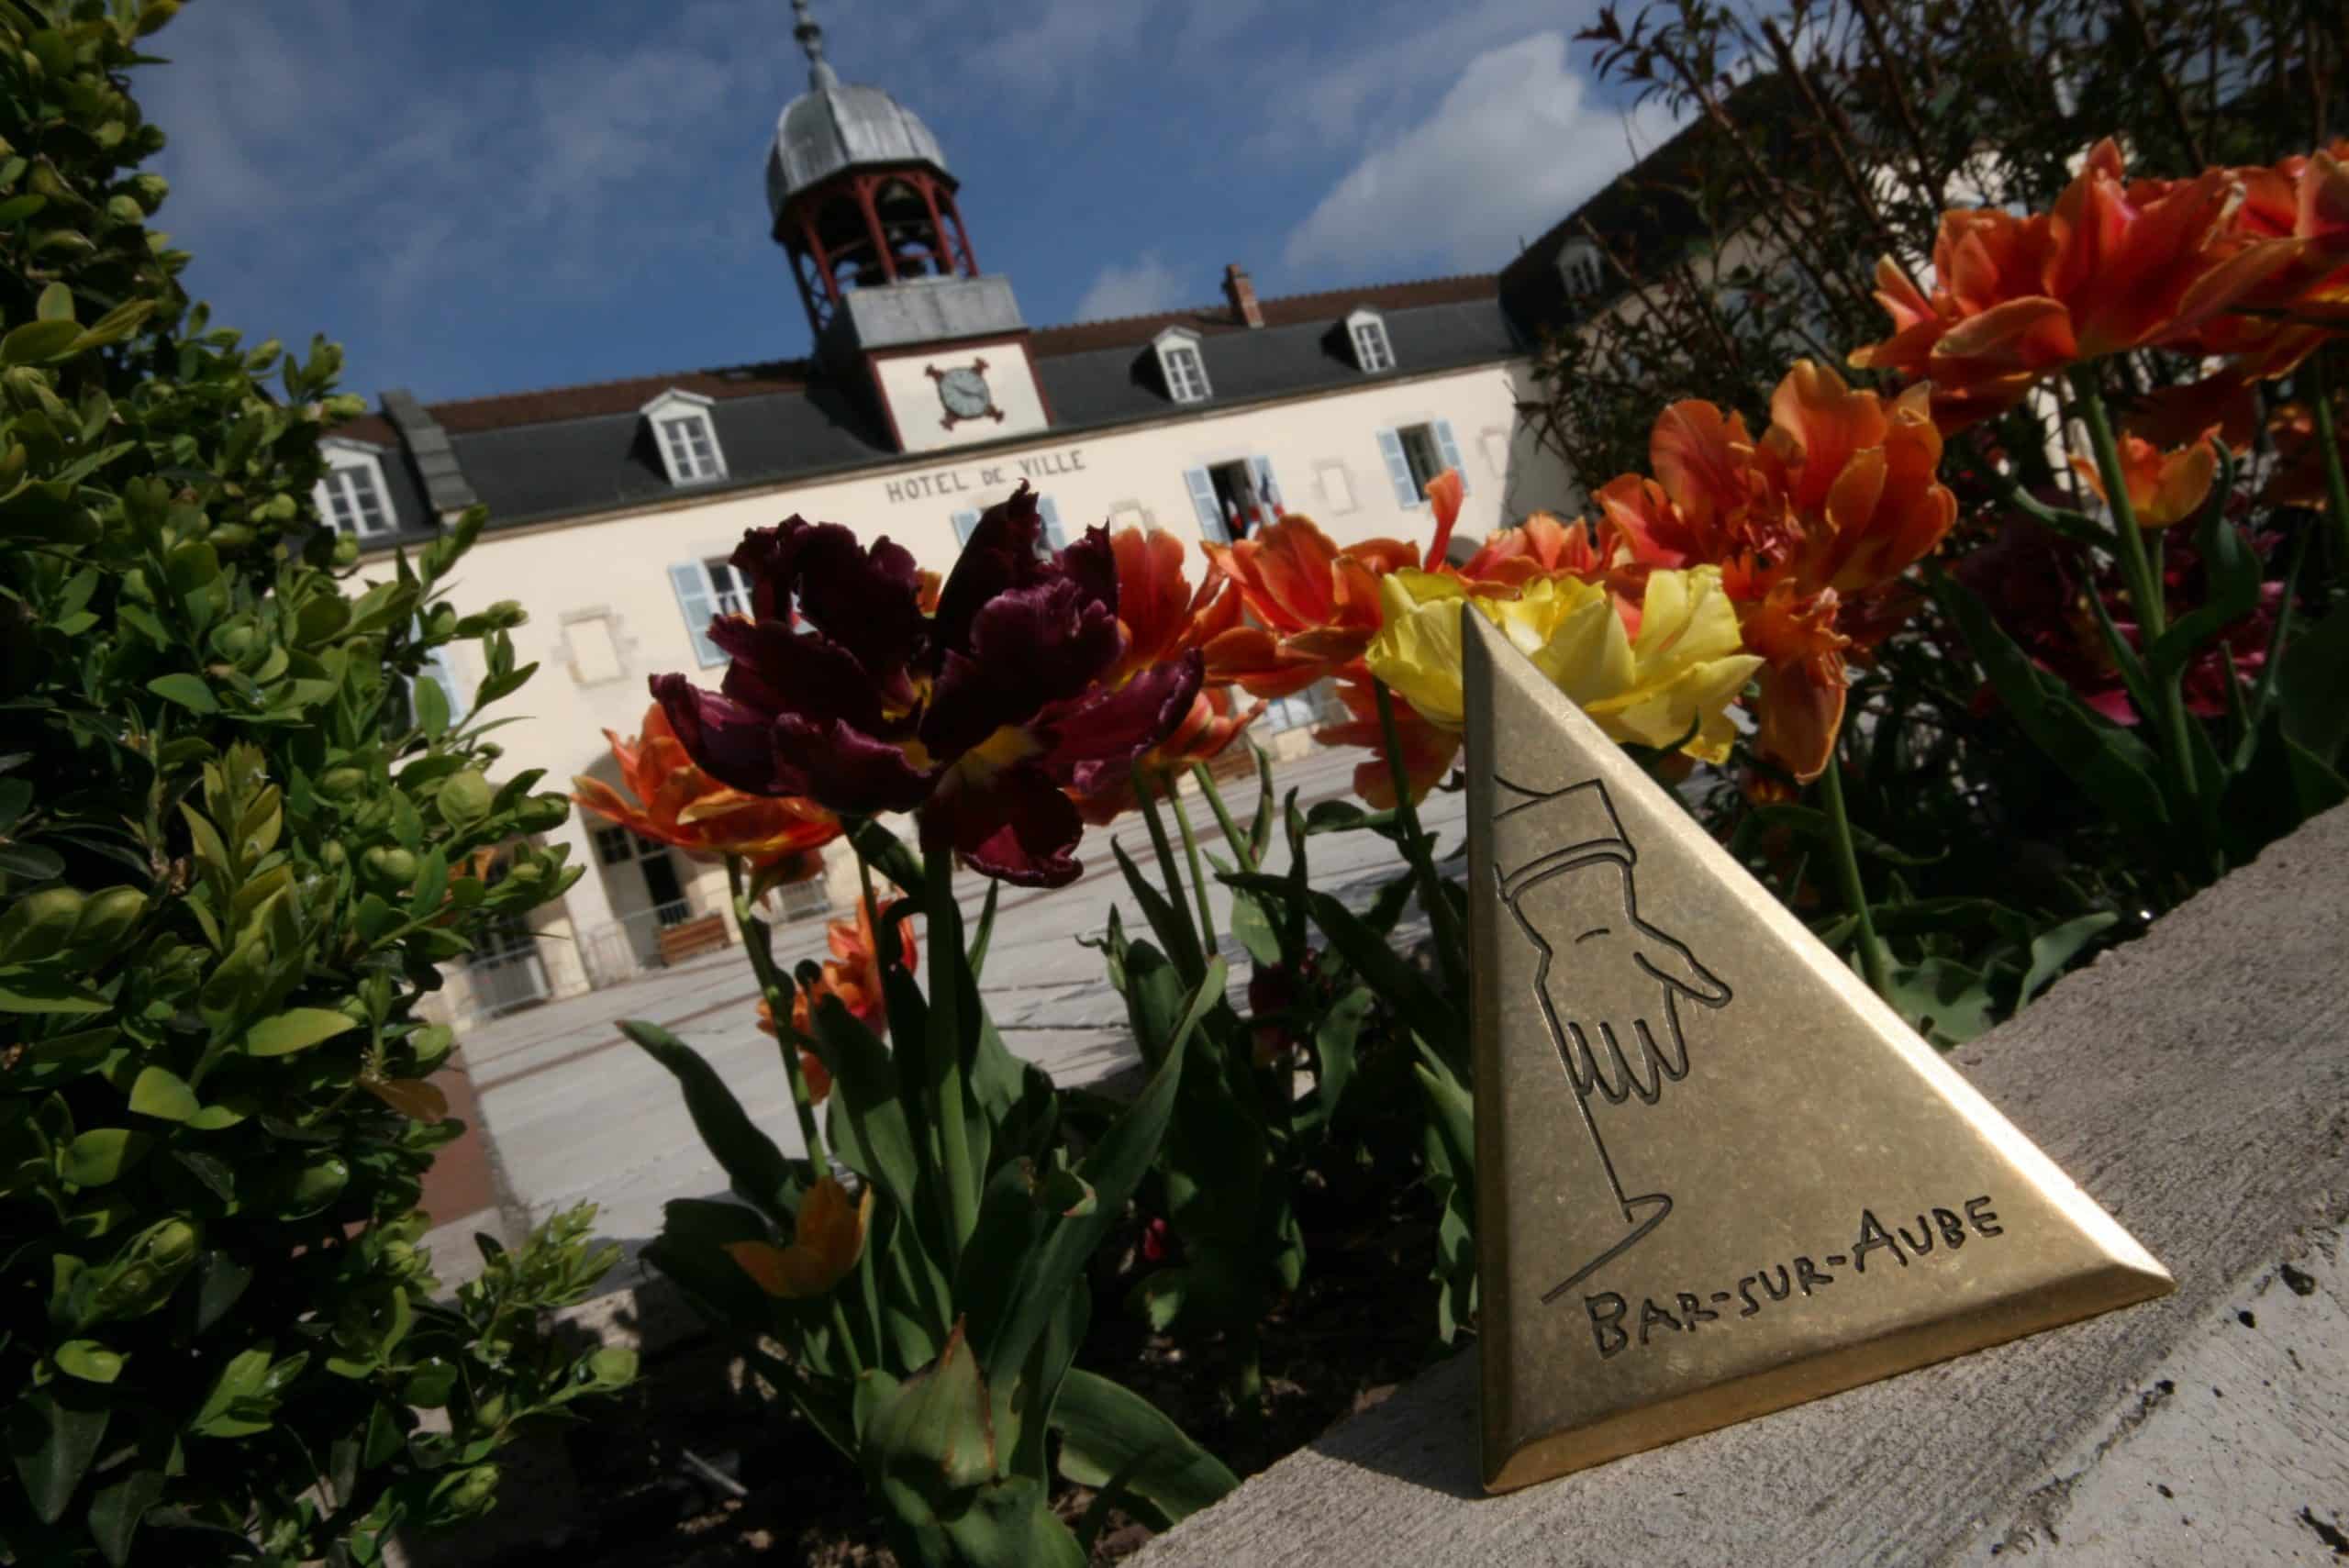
<box><xmin>1633</xmin><ymin>927</ymin><xmax>1731</xmax><ymax>1007</ymax></box>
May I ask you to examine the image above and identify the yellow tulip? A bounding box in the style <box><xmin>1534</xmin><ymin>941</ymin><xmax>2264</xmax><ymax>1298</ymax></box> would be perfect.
<box><xmin>726</xmin><ymin>1177</ymin><xmax>873</xmax><ymax>1298</ymax></box>
<box><xmin>1366</xmin><ymin>566</ymin><xmax>1760</xmax><ymax>764</ymax></box>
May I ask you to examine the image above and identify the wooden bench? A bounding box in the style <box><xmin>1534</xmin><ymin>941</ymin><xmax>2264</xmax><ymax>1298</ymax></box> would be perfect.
<box><xmin>655</xmin><ymin>913</ymin><xmax>730</xmax><ymax>966</ymax></box>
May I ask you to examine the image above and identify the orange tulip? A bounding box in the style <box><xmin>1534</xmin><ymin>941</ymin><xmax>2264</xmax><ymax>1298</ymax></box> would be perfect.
<box><xmin>1314</xmin><ymin>673</ymin><xmax>1462</xmax><ymax>807</ymax></box>
<box><xmin>1070</xmin><ymin>687</ymin><xmax>1267</xmax><ymax>825</ymax></box>
<box><xmin>1736</xmin><ymin>584</ymin><xmax>1851</xmax><ymax>785</ymax></box>
<box><xmin>2175</xmin><ymin>146</ymin><xmax>2349</xmax><ymax>376</ymax></box>
<box><xmin>1571</xmin><ymin>362</ymin><xmax>1956</xmax><ymax>783</ymax></box>
<box><xmin>573</xmin><ymin>703</ymin><xmax>841</xmax><ymax>878</ymax></box>
<box><xmin>1850</xmin><ymin>139</ymin><xmax>2244</xmax><ymax>428</ymax></box>
<box><xmin>1202</xmin><ymin>516</ymin><xmax>1419</xmax><ymax>697</ymax></box>
<box><xmin>763</xmin><ymin>895</ymin><xmax>917</xmax><ymax>1047</ymax></box>
<box><xmin>1103</xmin><ymin>526</ymin><xmax>1241</xmax><ymax>687</ymax></box>
<box><xmin>2068</xmin><ymin>431</ymin><xmax>2221</xmax><ymax>528</ymax></box>
<box><xmin>754</xmin><ymin>999</ymin><xmax>834</xmax><ymax>1104</ymax></box>
<box><xmin>727</xmin><ymin>1177</ymin><xmax>872</xmax><ymax>1297</ymax></box>
<box><xmin>1754</xmin><ymin>366</ymin><xmax>1958</xmax><ymax>595</ymax></box>
<box><xmin>1456</xmin><ymin>510</ymin><xmax>1610</xmax><ymax>589</ymax></box>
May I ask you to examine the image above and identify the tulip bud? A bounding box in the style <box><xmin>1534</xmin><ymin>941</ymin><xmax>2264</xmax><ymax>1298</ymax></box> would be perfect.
<box><xmin>130</xmin><ymin>173</ymin><xmax>169</xmax><ymax>212</ymax></box>
<box><xmin>106</xmin><ymin>194</ymin><xmax>144</xmax><ymax>225</ymax></box>
<box><xmin>209</xmin><ymin>523</ymin><xmax>255</xmax><ymax>555</ymax></box>
<box><xmin>331</xmin><ymin>537</ymin><xmax>359</xmax><ymax>566</ymax></box>
<box><xmin>317</xmin><ymin>766</ymin><xmax>365</xmax><ymax>799</ymax></box>
<box><xmin>320</xmin><ymin>840</ymin><xmax>348</xmax><ymax>869</ymax></box>
<box><xmin>516</xmin><ymin>795</ymin><xmax>567</xmax><ymax>832</ymax></box>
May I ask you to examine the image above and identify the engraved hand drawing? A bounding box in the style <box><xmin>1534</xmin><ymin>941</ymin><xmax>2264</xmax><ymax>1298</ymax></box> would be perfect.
<box><xmin>1494</xmin><ymin>775</ymin><xmax>1731</xmax><ymax>1304</ymax></box>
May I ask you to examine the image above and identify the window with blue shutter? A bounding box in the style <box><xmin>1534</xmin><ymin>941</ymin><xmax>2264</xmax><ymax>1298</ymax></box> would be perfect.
<box><xmin>951</xmin><ymin>508</ymin><xmax>981</xmax><ymax>545</ymax></box>
<box><xmin>1184</xmin><ymin>467</ymin><xmax>1228</xmax><ymax>542</ymax></box>
<box><xmin>1432</xmin><ymin>419</ymin><xmax>1469</xmax><ymax>495</ymax></box>
<box><xmin>1036</xmin><ymin>495</ymin><xmax>1067</xmax><ymax>550</ymax></box>
<box><xmin>1375</xmin><ymin>429</ymin><xmax>1418</xmax><ymax>506</ymax></box>
<box><xmin>422</xmin><ymin>645</ymin><xmax>469</xmax><ymax>724</ymax></box>
<box><xmin>668</xmin><ymin>562</ymin><xmax>724</xmax><ymax>667</ymax></box>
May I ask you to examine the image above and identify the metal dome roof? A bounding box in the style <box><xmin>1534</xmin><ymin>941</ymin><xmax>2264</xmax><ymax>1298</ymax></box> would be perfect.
<box><xmin>765</xmin><ymin>77</ymin><xmax>952</xmax><ymax>219</ymax></box>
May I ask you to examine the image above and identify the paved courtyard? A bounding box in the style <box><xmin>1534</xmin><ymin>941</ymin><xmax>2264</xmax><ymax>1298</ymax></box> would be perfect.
<box><xmin>444</xmin><ymin>747</ymin><xmax>1466</xmax><ymax>1269</ymax></box>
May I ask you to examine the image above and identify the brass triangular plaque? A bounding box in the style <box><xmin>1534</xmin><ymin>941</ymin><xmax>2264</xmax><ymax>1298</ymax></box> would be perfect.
<box><xmin>1463</xmin><ymin>612</ymin><xmax>2171</xmax><ymax>1494</ymax></box>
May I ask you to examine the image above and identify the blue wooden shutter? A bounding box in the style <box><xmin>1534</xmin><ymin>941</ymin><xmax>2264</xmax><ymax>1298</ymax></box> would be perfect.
<box><xmin>1036</xmin><ymin>495</ymin><xmax>1067</xmax><ymax>550</ymax></box>
<box><xmin>1184</xmin><ymin>467</ymin><xmax>1227</xmax><ymax>542</ymax></box>
<box><xmin>668</xmin><ymin>562</ymin><xmax>724</xmax><ymax>667</ymax></box>
<box><xmin>1375</xmin><ymin>429</ymin><xmax>1418</xmax><ymax>506</ymax></box>
<box><xmin>1433</xmin><ymin>419</ymin><xmax>1469</xmax><ymax>495</ymax></box>
<box><xmin>1251</xmin><ymin>457</ymin><xmax>1281</xmax><ymax>520</ymax></box>
<box><xmin>951</xmin><ymin>508</ymin><xmax>981</xmax><ymax>545</ymax></box>
<box><xmin>422</xmin><ymin>645</ymin><xmax>469</xmax><ymax>724</ymax></box>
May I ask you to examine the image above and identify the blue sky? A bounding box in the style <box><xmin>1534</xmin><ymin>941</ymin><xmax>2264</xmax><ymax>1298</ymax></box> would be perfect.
<box><xmin>144</xmin><ymin>0</ymin><xmax>1683</xmax><ymax>406</ymax></box>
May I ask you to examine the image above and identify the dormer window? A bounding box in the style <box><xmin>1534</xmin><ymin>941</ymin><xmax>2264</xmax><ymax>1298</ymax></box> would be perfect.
<box><xmin>315</xmin><ymin>439</ymin><xmax>396</xmax><ymax>539</ymax></box>
<box><xmin>1346</xmin><ymin>308</ymin><xmax>1395</xmax><ymax>373</ymax></box>
<box><xmin>640</xmin><ymin>389</ymin><xmax>728</xmax><ymax>485</ymax></box>
<box><xmin>1558</xmin><ymin>239</ymin><xmax>1605</xmax><ymax>307</ymax></box>
<box><xmin>1152</xmin><ymin>328</ymin><xmax>1212</xmax><ymax>405</ymax></box>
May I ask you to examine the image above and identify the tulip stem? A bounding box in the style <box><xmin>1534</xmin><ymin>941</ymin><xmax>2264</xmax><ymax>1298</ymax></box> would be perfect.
<box><xmin>1818</xmin><ymin>756</ymin><xmax>1892</xmax><ymax>1002</ymax></box>
<box><xmin>1373</xmin><ymin>679</ymin><xmax>1467</xmax><ymax>999</ymax></box>
<box><xmin>1167</xmin><ymin>772</ymin><xmax>1220</xmax><ymax>953</ymax></box>
<box><xmin>2072</xmin><ymin>372</ymin><xmax>2210</xmax><ymax>857</ymax></box>
<box><xmin>1192</xmin><ymin>762</ymin><xmax>1260</xmax><ymax>874</ymax></box>
<box><xmin>728</xmin><ymin>857</ymin><xmax>830</xmax><ymax>1171</ymax></box>
<box><xmin>923</xmin><ymin>849</ymin><xmax>979</xmax><ymax>1260</ymax></box>
<box><xmin>2310</xmin><ymin>353</ymin><xmax>2349</xmax><ymax>582</ymax></box>
<box><xmin>1134</xmin><ymin>770</ymin><xmax>1208</xmax><ymax>978</ymax></box>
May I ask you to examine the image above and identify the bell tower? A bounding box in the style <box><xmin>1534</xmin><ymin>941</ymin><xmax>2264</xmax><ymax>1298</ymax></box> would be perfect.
<box><xmin>766</xmin><ymin>1</ymin><xmax>1048</xmax><ymax>455</ymax></box>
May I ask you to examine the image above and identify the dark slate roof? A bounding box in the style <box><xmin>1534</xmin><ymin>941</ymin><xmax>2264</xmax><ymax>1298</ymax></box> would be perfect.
<box><xmin>1498</xmin><ymin>72</ymin><xmax>1807</xmax><ymax>338</ymax></box>
<box><xmin>350</xmin><ymin>272</ymin><xmax>1521</xmax><ymax>546</ymax></box>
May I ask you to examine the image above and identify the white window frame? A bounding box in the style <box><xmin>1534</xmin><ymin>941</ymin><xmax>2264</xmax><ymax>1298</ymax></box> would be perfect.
<box><xmin>1152</xmin><ymin>328</ymin><xmax>1212</xmax><ymax>405</ymax></box>
<box><xmin>667</xmin><ymin>554</ymin><xmax>753</xmax><ymax>668</ymax></box>
<box><xmin>1345</xmin><ymin>307</ymin><xmax>1395</xmax><ymax>373</ymax></box>
<box><xmin>314</xmin><ymin>439</ymin><xmax>397</xmax><ymax>539</ymax></box>
<box><xmin>1375</xmin><ymin>419</ymin><xmax>1470</xmax><ymax>507</ymax></box>
<box><xmin>640</xmin><ymin>389</ymin><xmax>728</xmax><ymax>485</ymax></box>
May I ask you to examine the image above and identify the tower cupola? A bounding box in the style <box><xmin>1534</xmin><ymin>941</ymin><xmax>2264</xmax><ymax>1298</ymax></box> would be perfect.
<box><xmin>767</xmin><ymin>0</ymin><xmax>983</xmax><ymax>340</ymax></box>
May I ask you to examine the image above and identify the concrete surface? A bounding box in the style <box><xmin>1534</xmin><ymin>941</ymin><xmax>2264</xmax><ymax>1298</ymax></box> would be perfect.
<box><xmin>1135</xmin><ymin>803</ymin><xmax>2349</xmax><ymax>1567</ymax></box>
<box><xmin>439</xmin><ymin>748</ymin><xmax>1465</xmax><ymax>1273</ymax></box>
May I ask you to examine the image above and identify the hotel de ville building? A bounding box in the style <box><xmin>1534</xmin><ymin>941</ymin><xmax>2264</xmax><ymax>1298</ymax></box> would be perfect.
<box><xmin>340</xmin><ymin>8</ymin><xmax>1584</xmax><ymax>1025</ymax></box>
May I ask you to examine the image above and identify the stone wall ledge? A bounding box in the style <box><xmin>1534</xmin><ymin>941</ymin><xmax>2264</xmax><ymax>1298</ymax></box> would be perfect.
<box><xmin>1137</xmin><ymin>804</ymin><xmax>2349</xmax><ymax>1567</ymax></box>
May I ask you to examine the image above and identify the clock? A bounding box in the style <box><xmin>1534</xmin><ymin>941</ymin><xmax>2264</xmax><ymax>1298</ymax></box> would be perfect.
<box><xmin>926</xmin><ymin>359</ymin><xmax>1006</xmax><ymax>429</ymax></box>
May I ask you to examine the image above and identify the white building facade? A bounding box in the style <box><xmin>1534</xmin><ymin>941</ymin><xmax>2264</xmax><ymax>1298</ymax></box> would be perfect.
<box><xmin>336</xmin><ymin>12</ymin><xmax>1579</xmax><ymax>1026</ymax></box>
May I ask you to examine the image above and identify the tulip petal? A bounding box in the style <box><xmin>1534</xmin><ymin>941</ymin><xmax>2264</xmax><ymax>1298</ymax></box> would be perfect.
<box><xmin>946</xmin><ymin>762</ymin><xmax>1086</xmax><ymax>887</ymax></box>
<box><xmin>651</xmin><ymin>673</ymin><xmax>806</xmax><ymax>797</ymax></box>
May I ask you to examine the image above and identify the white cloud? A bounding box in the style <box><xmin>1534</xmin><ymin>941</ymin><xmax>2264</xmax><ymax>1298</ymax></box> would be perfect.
<box><xmin>1282</xmin><ymin>32</ymin><xmax>1685</xmax><ymax>279</ymax></box>
<box><xmin>144</xmin><ymin>1</ymin><xmax>780</xmax><ymax>344</ymax></box>
<box><xmin>1074</xmin><ymin>252</ymin><xmax>1193</xmax><ymax>321</ymax></box>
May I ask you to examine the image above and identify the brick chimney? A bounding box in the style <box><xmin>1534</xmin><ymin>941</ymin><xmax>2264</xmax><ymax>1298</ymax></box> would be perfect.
<box><xmin>1222</xmin><ymin>262</ymin><xmax>1264</xmax><ymax>328</ymax></box>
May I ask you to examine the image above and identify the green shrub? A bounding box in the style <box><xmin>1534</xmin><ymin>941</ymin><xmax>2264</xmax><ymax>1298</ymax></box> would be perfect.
<box><xmin>2</xmin><ymin>5</ymin><xmax>628</xmax><ymax>1562</ymax></box>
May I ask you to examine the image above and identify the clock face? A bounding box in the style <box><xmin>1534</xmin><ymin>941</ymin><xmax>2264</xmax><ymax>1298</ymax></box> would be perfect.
<box><xmin>939</xmin><ymin>366</ymin><xmax>992</xmax><ymax>418</ymax></box>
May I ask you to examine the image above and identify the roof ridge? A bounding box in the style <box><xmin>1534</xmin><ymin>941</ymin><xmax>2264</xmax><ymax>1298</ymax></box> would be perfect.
<box><xmin>416</xmin><ymin>356</ymin><xmax>817</xmax><ymax>416</ymax></box>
